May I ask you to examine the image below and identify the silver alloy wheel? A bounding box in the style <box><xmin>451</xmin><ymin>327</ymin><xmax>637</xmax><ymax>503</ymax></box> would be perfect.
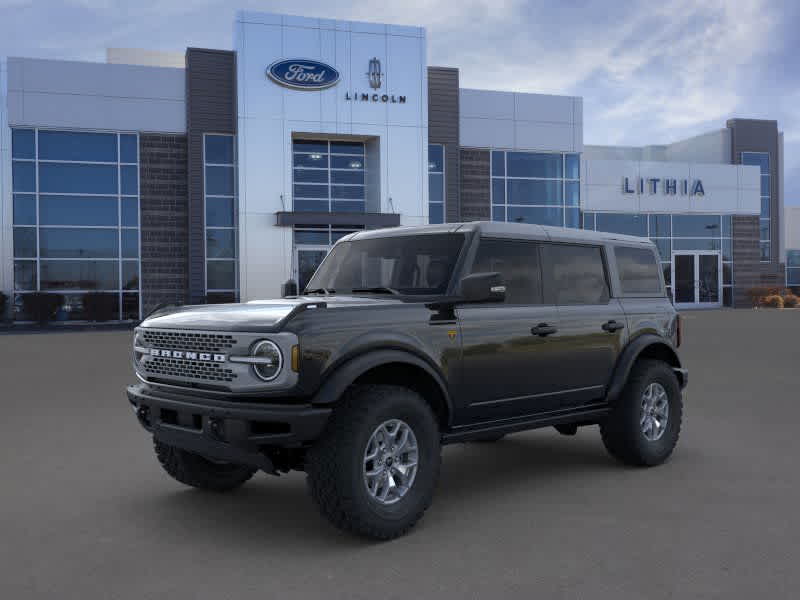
<box><xmin>363</xmin><ymin>419</ymin><xmax>419</xmax><ymax>505</ymax></box>
<box><xmin>640</xmin><ymin>382</ymin><xmax>669</xmax><ymax>441</ymax></box>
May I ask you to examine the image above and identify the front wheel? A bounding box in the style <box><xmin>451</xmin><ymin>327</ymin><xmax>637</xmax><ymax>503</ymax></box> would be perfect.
<box><xmin>306</xmin><ymin>385</ymin><xmax>441</xmax><ymax>540</ymax></box>
<box><xmin>600</xmin><ymin>359</ymin><xmax>683</xmax><ymax>466</ymax></box>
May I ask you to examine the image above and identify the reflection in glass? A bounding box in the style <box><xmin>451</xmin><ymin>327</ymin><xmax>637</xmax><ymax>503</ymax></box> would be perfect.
<box><xmin>206</xmin><ymin>229</ymin><xmax>236</xmax><ymax>259</ymax></box>
<box><xmin>39</xmin><ymin>228</ymin><xmax>118</xmax><ymax>258</ymax></box>
<box><xmin>207</xmin><ymin>260</ymin><xmax>236</xmax><ymax>290</ymax></box>
<box><xmin>40</xmin><ymin>261</ymin><xmax>119</xmax><ymax>290</ymax></box>
<box><xmin>205</xmin><ymin>135</ymin><xmax>234</xmax><ymax>164</ymax></box>
<box><xmin>40</xmin><ymin>195</ymin><xmax>118</xmax><ymax>226</ymax></box>
<box><xmin>13</xmin><ymin>228</ymin><xmax>37</xmax><ymax>258</ymax></box>
<box><xmin>38</xmin><ymin>130</ymin><xmax>117</xmax><ymax>162</ymax></box>
<box><xmin>39</xmin><ymin>163</ymin><xmax>118</xmax><ymax>194</ymax></box>
<box><xmin>14</xmin><ymin>261</ymin><xmax>36</xmax><ymax>291</ymax></box>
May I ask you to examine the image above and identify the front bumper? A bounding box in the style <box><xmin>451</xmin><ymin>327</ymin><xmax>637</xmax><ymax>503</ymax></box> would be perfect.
<box><xmin>126</xmin><ymin>383</ymin><xmax>331</xmax><ymax>471</ymax></box>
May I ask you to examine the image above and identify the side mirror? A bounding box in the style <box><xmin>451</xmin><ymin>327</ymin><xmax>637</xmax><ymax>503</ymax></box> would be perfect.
<box><xmin>459</xmin><ymin>272</ymin><xmax>506</xmax><ymax>303</ymax></box>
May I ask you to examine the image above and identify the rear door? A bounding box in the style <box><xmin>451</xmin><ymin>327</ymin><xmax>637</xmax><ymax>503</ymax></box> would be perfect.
<box><xmin>455</xmin><ymin>237</ymin><xmax>563</xmax><ymax>424</ymax></box>
<box><xmin>540</xmin><ymin>243</ymin><xmax>628</xmax><ymax>409</ymax></box>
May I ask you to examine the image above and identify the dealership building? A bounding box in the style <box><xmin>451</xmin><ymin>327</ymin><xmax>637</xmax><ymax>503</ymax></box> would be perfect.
<box><xmin>0</xmin><ymin>10</ymin><xmax>793</xmax><ymax>321</ymax></box>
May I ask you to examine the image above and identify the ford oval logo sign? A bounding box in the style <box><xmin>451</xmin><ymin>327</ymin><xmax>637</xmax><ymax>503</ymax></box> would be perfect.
<box><xmin>267</xmin><ymin>59</ymin><xmax>340</xmax><ymax>90</ymax></box>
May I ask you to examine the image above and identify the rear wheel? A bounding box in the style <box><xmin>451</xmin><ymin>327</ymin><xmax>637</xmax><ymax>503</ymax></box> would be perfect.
<box><xmin>306</xmin><ymin>385</ymin><xmax>441</xmax><ymax>540</ymax></box>
<box><xmin>154</xmin><ymin>439</ymin><xmax>256</xmax><ymax>492</ymax></box>
<box><xmin>600</xmin><ymin>359</ymin><xmax>683</xmax><ymax>466</ymax></box>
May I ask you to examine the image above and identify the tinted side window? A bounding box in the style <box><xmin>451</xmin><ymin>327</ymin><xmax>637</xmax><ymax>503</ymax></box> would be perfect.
<box><xmin>615</xmin><ymin>246</ymin><xmax>663</xmax><ymax>295</ymax></box>
<box><xmin>541</xmin><ymin>243</ymin><xmax>609</xmax><ymax>305</ymax></box>
<box><xmin>470</xmin><ymin>238</ymin><xmax>542</xmax><ymax>304</ymax></box>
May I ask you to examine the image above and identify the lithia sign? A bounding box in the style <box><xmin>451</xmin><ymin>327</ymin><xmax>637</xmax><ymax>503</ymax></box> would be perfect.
<box><xmin>267</xmin><ymin>57</ymin><xmax>406</xmax><ymax>103</ymax></box>
<box><xmin>623</xmin><ymin>177</ymin><xmax>705</xmax><ymax>196</ymax></box>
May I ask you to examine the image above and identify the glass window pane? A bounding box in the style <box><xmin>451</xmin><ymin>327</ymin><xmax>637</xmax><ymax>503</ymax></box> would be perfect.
<box><xmin>492</xmin><ymin>179</ymin><xmax>505</xmax><ymax>205</ymax></box>
<box><xmin>121</xmin><ymin>165</ymin><xmax>138</xmax><ymax>195</ymax></box>
<box><xmin>565</xmin><ymin>154</ymin><xmax>580</xmax><ymax>179</ymax></box>
<box><xmin>653</xmin><ymin>238</ymin><xmax>671</xmax><ymax>261</ymax></box>
<box><xmin>40</xmin><ymin>228</ymin><xmax>118</xmax><ymax>258</ymax></box>
<box><xmin>39</xmin><ymin>163</ymin><xmax>118</xmax><ymax>194</ymax></box>
<box><xmin>615</xmin><ymin>246</ymin><xmax>662</xmax><ymax>294</ymax></box>
<box><xmin>491</xmin><ymin>151</ymin><xmax>505</xmax><ymax>177</ymax></box>
<box><xmin>428</xmin><ymin>144</ymin><xmax>444</xmax><ymax>172</ymax></box>
<box><xmin>14</xmin><ymin>261</ymin><xmax>37</xmax><ymax>291</ymax></box>
<box><xmin>565</xmin><ymin>207</ymin><xmax>580</xmax><ymax>229</ymax></box>
<box><xmin>787</xmin><ymin>251</ymin><xmax>800</xmax><ymax>268</ymax></box>
<box><xmin>40</xmin><ymin>260</ymin><xmax>119</xmax><ymax>290</ymax></box>
<box><xmin>294</xmin><ymin>153</ymin><xmax>329</xmax><ymax>168</ymax></box>
<box><xmin>721</xmin><ymin>215</ymin><xmax>732</xmax><ymax>237</ymax></box>
<box><xmin>207</xmin><ymin>229</ymin><xmax>236</xmax><ymax>258</ymax></box>
<box><xmin>122</xmin><ymin>293</ymin><xmax>140</xmax><ymax>320</ymax></box>
<box><xmin>40</xmin><ymin>195</ymin><xmax>118</xmax><ymax>226</ymax></box>
<box><xmin>294</xmin><ymin>199</ymin><xmax>328</xmax><ymax>212</ymax></box>
<box><xmin>492</xmin><ymin>206</ymin><xmax>506</xmax><ymax>222</ymax></box>
<box><xmin>293</xmin><ymin>140</ymin><xmax>328</xmax><ymax>154</ymax></box>
<box><xmin>760</xmin><ymin>175</ymin><xmax>770</xmax><ymax>197</ymax></box>
<box><xmin>294</xmin><ymin>168</ymin><xmax>329</xmax><ymax>183</ymax></box>
<box><xmin>331</xmin><ymin>229</ymin><xmax>359</xmax><ymax>242</ymax></box>
<box><xmin>595</xmin><ymin>213</ymin><xmax>647</xmax><ymax>237</ymax></box>
<box><xmin>507</xmin><ymin>206</ymin><xmax>563</xmax><ymax>226</ymax></box>
<box><xmin>507</xmin><ymin>152</ymin><xmax>562</xmax><ymax>178</ymax></box>
<box><xmin>13</xmin><ymin>227</ymin><xmax>36</xmax><ymax>258</ymax></box>
<box><xmin>759</xmin><ymin>219</ymin><xmax>770</xmax><ymax>241</ymax></box>
<box><xmin>723</xmin><ymin>262</ymin><xmax>732</xmax><ymax>285</ymax></box>
<box><xmin>12</xmin><ymin>129</ymin><xmax>35</xmax><ymax>159</ymax></box>
<box><xmin>541</xmin><ymin>243</ymin><xmax>610</xmax><ymax>305</ymax></box>
<box><xmin>205</xmin><ymin>166</ymin><xmax>235</xmax><ymax>195</ymax></box>
<box><xmin>662</xmin><ymin>263</ymin><xmax>671</xmax><ymax>286</ymax></box>
<box><xmin>294</xmin><ymin>230</ymin><xmax>330</xmax><ymax>245</ymax></box>
<box><xmin>787</xmin><ymin>268</ymin><xmax>800</xmax><ymax>285</ymax></box>
<box><xmin>122</xmin><ymin>229</ymin><xmax>139</xmax><ymax>258</ymax></box>
<box><xmin>429</xmin><ymin>202</ymin><xmax>444</xmax><ymax>224</ymax></box>
<box><xmin>672</xmin><ymin>214</ymin><xmax>721</xmax><ymax>237</ymax></box>
<box><xmin>331</xmin><ymin>155</ymin><xmax>362</xmax><ymax>170</ymax></box>
<box><xmin>722</xmin><ymin>238</ymin><xmax>732</xmax><ymax>261</ymax></box>
<box><xmin>507</xmin><ymin>180</ymin><xmax>562</xmax><ymax>206</ymax></box>
<box><xmin>12</xmin><ymin>161</ymin><xmax>35</xmax><ymax>192</ymax></box>
<box><xmin>429</xmin><ymin>173</ymin><xmax>444</xmax><ymax>204</ymax></box>
<box><xmin>121</xmin><ymin>198</ymin><xmax>139</xmax><ymax>227</ymax></box>
<box><xmin>741</xmin><ymin>152</ymin><xmax>769</xmax><ymax>174</ymax></box>
<box><xmin>120</xmin><ymin>134</ymin><xmax>138</xmax><ymax>163</ymax></box>
<box><xmin>122</xmin><ymin>261</ymin><xmax>139</xmax><ymax>290</ymax></box>
<box><xmin>761</xmin><ymin>197</ymin><xmax>770</xmax><ymax>218</ymax></box>
<box><xmin>330</xmin><ymin>141</ymin><xmax>364</xmax><ymax>155</ymax></box>
<box><xmin>13</xmin><ymin>194</ymin><xmax>36</xmax><ymax>225</ymax></box>
<box><xmin>294</xmin><ymin>184</ymin><xmax>329</xmax><ymax>199</ymax></box>
<box><xmin>649</xmin><ymin>214</ymin><xmax>671</xmax><ymax>237</ymax></box>
<box><xmin>205</xmin><ymin>135</ymin><xmax>234</xmax><ymax>164</ymax></box>
<box><xmin>38</xmin><ymin>130</ymin><xmax>117</xmax><ymax>162</ymax></box>
<box><xmin>760</xmin><ymin>242</ymin><xmax>771</xmax><ymax>261</ymax></box>
<box><xmin>565</xmin><ymin>181</ymin><xmax>579</xmax><ymax>206</ymax></box>
<box><xmin>331</xmin><ymin>170</ymin><xmax>364</xmax><ymax>185</ymax></box>
<box><xmin>471</xmin><ymin>239</ymin><xmax>542</xmax><ymax>304</ymax></box>
<box><xmin>673</xmin><ymin>238</ymin><xmax>721</xmax><ymax>252</ymax></box>
<box><xmin>723</xmin><ymin>286</ymin><xmax>732</xmax><ymax>307</ymax></box>
<box><xmin>207</xmin><ymin>260</ymin><xmax>236</xmax><ymax>290</ymax></box>
<box><xmin>331</xmin><ymin>185</ymin><xmax>364</xmax><ymax>200</ymax></box>
<box><xmin>331</xmin><ymin>200</ymin><xmax>365</xmax><ymax>213</ymax></box>
<box><xmin>583</xmin><ymin>212</ymin><xmax>595</xmax><ymax>230</ymax></box>
<box><xmin>206</xmin><ymin>197</ymin><xmax>234</xmax><ymax>227</ymax></box>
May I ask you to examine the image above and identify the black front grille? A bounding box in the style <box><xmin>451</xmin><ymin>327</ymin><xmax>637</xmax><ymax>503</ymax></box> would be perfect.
<box><xmin>145</xmin><ymin>356</ymin><xmax>238</xmax><ymax>383</ymax></box>
<box><xmin>142</xmin><ymin>330</ymin><xmax>238</xmax><ymax>353</ymax></box>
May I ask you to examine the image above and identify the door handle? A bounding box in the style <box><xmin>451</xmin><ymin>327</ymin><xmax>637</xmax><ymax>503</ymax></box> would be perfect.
<box><xmin>531</xmin><ymin>323</ymin><xmax>558</xmax><ymax>337</ymax></box>
<box><xmin>602</xmin><ymin>320</ymin><xmax>625</xmax><ymax>333</ymax></box>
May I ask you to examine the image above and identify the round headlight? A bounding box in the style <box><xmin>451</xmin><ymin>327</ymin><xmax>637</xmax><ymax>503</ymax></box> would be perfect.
<box><xmin>133</xmin><ymin>332</ymin><xmax>146</xmax><ymax>365</ymax></box>
<box><xmin>252</xmin><ymin>340</ymin><xmax>283</xmax><ymax>381</ymax></box>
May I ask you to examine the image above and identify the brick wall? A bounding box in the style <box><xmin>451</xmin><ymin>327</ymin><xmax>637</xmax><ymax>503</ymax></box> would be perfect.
<box><xmin>732</xmin><ymin>215</ymin><xmax>787</xmax><ymax>307</ymax></box>
<box><xmin>139</xmin><ymin>134</ymin><xmax>189</xmax><ymax>315</ymax></box>
<box><xmin>428</xmin><ymin>67</ymin><xmax>460</xmax><ymax>222</ymax></box>
<box><xmin>459</xmin><ymin>149</ymin><xmax>490</xmax><ymax>221</ymax></box>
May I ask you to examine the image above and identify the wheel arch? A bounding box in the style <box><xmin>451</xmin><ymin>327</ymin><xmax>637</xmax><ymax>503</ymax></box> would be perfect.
<box><xmin>606</xmin><ymin>334</ymin><xmax>684</xmax><ymax>404</ymax></box>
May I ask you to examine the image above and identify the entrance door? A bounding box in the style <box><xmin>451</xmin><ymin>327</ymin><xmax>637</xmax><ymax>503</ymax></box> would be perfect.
<box><xmin>296</xmin><ymin>247</ymin><xmax>329</xmax><ymax>292</ymax></box>
<box><xmin>672</xmin><ymin>251</ymin><xmax>721</xmax><ymax>308</ymax></box>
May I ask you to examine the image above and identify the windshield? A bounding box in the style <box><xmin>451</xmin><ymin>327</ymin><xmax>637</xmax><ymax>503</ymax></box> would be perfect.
<box><xmin>305</xmin><ymin>233</ymin><xmax>466</xmax><ymax>296</ymax></box>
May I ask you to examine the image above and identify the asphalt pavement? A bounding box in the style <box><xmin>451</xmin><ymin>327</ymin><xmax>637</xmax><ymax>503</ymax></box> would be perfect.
<box><xmin>1</xmin><ymin>308</ymin><xmax>798</xmax><ymax>599</ymax></box>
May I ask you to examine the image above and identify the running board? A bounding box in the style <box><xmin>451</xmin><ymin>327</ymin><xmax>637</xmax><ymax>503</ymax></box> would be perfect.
<box><xmin>441</xmin><ymin>405</ymin><xmax>609</xmax><ymax>444</ymax></box>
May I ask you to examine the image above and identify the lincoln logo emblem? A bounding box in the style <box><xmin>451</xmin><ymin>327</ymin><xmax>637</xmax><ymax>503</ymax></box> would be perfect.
<box><xmin>367</xmin><ymin>57</ymin><xmax>382</xmax><ymax>89</ymax></box>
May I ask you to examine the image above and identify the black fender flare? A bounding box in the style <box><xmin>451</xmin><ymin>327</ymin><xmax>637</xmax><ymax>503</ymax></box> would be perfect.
<box><xmin>311</xmin><ymin>349</ymin><xmax>454</xmax><ymax>427</ymax></box>
<box><xmin>605</xmin><ymin>334</ymin><xmax>683</xmax><ymax>404</ymax></box>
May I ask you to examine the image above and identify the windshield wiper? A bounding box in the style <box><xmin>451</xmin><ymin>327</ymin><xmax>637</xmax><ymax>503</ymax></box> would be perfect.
<box><xmin>304</xmin><ymin>288</ymin><xmax>335</xmax><ymax>295</ymax></box>
<box><xmin>351</xmin><ymin>286</ymin><xmax>400</xmax><ymax>295</ymax></box>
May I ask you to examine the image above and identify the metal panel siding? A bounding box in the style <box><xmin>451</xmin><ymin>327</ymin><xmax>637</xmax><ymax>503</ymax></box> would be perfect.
<box><xmin>186</xmin><ymin>48</ymin><xmax>237</xmax><ymax>304</ymax></box>
<box><xmin>459</xmin><ymin>148</ymin><xmax>490</xmax><ymax>221</ymax></box>
<box><xmin>427</xmin><ymin>67</ymin><xmax>460</xmax><ymax>223</ymax></box>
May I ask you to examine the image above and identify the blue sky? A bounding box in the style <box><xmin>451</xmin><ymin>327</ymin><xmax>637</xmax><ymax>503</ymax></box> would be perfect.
<box><xmin>2</xmin><ymin>0</ymin><xmax>797</xmax><ymax>204</ymax></box>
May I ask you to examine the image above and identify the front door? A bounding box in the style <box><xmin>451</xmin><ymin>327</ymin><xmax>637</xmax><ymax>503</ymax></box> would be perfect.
<box><xmin>672</xmin><ymin>251</ymin><xmax>721</xmax><ymax>308</ymax></box>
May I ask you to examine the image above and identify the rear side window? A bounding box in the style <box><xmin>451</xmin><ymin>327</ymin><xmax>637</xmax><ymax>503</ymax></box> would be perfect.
<box><xmin>541</xmin><ymin>243</ymin><xmax>609</xmax><ymax>305</ymax></box>
<box><xmin>470</xmin><ymin>238</ymin><xmax>542</xmax><ymax>304</ymax></box>
<box><xmin>615</xmin><ymin>246</ymin><xmax>663</xmax><ymax>295</ymax></box>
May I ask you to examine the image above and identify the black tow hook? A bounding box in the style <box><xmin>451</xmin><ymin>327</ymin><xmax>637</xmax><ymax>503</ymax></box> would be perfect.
<box><xmin>135</xmin><ymin>405</ymin><xmax>151</xmax><ymax>428</ymax></box>
<box><xmin>208</xmin><ymin>417</ymin><xmax>225</xmax><ymax>441</ymax></box>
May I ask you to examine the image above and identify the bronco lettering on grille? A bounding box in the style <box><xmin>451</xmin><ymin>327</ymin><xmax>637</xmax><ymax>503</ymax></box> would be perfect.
<box><xmin>149</xmin><ymin>349</ymin><xmax>227</xmax><ymax>362</ymax></box>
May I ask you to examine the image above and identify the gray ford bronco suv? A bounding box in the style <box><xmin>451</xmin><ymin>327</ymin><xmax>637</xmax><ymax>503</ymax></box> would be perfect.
<box><xmin>127</xmin><ymin>221</ymin><xmax>687</xmax><ymax>539</ymax></box>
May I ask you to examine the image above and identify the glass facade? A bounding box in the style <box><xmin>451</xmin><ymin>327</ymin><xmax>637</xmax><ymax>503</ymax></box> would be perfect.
<box><xmin>428</xmin><ymin>144</ymin><xmax>444</xmax><ymax>224</ymax></box>
<box><xmin>292</xmin><ymin>140</ymin><xmax>365</xmax><ymax>213</ymax></box>
<box><xmin>583</xmin><ymin>212</ymin><xmax>733</xmax><ymax>306</ymax></box>
<box><xmin>788</xmin><ymin>250</ymin><xmax>800</xmax><ymax>288</ymax></box>
<box><xmin>204</xmin><ymin>134</ymin><xmax>238</xmax><ymax>301</ymax></box>
<box><xmin>292</xmin><ymin>225</ymin><xmax>364</xmax><ymax>291</ymax></box>
<box><xmin>742</xmin><ymin>152</ymin><xmax>770</xmax><ymax>261</ymax></box>
<box><xmin>11</xmin><ymin>128</ymin><xmax>140</xmax><ymax>320</ymax></box>
<box><xmin>491</xmin><ymin>150</ymin><xmax>580</xmax><ymax>228</ymax></box>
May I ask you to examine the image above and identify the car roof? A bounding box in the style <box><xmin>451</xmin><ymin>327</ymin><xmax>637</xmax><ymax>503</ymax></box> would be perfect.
<box><xmin>346</xmin><ymin>221</ymin><xmax>654</xmax><ymax>247</ymax></box>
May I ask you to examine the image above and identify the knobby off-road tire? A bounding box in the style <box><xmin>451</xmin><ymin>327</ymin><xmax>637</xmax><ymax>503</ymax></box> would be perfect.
<box><xmin>600</xmin><ymin>359</ymin><xmax>683</xmax><ymax>467</ymax></box>
<box><xmin>305</xmin><ymin>385</ymin><xmax>441</xmax><ymax>540</ymax></box>
<box><xmin>154</xmin><ymin>439</ymin><xmax>256</xmax><ymax>492</ymax></box>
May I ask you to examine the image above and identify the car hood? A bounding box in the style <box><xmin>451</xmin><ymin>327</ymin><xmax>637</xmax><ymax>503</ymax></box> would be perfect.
<box><xmin>140</xmin><ymin>296</ymin><xmax>404</xmax><ymax>332</ymax></box>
